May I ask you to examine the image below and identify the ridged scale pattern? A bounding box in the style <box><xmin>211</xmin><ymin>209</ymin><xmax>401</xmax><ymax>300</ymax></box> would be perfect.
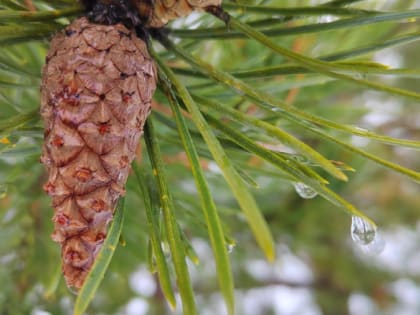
<box><xmin>136</xmin><ymin>0</ymin><xmax>222</xmax><ymax>28</ymax></box>
<box><xmin>40</xmin><ymin>17</ymin><xmax>156</xmax><ymax>289</ymax></box>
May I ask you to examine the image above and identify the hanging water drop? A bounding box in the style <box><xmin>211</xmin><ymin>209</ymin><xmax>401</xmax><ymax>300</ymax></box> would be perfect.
<box><xmin>160</xmin><ymin>241</ymin><xmax>171</xmax><ymax>259</ymax></box>
<box><xmin>351</xmin><ymin>216</ymin><xmax>376</xmax><ymax>245</ymax></box>
<box><xmin>293</xmin><ymin>182</ymin><xmax>318</xmax><ymax>199</ymax></box>
<box><xmin>226</xmin><ymin>242</ymin><xmax>236</xmax><ymax>254</ymax></box>
<box><xmin>361</xmin><ymin>232</ymin><xmax>385</xmax><ymax>255</ymax></box>
<box><xmin>68</xmin><ymin>285</ymin><xmax>80</xmax><ymax>296</ymax></box>
<box><xmin>350</xmin><ymin>216</ymin><xmax>385</xmax><ymax>255</ymax></box>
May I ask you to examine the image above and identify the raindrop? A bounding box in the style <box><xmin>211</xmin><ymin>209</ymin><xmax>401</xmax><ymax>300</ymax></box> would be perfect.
<box><xmin>353</xmin><ymin>72</ymin><xmax>368</xmax><ymax>80</ymax></box>
<box><xmin>68</xmin><ymin>285</ymin><xmax>79</xmax><ymax>296</ymax></box>
<box><xmin>351</xmin><ymin>125</ymin><xmax>369</xmax><ymax>133</ymax></box>
<box><xmin>233</xmin><ymin>89</ymin><xmax>245</xmax><ymax>97</ymax></box>
<box><xmin>350</xmin><ymin>216</ymin><xmax>385</xmax><ymax>255</ymax></box>
<box><xmin>160</xmin><ymin>241</ymin><xmax>171</xmax><ymax>259</ymax></box>
<box><xmin>291</xmin><ymin>154</ymin><xmax>309</xmax><ymax>164</ymax></box>
<box><xmin>293</xmin><ymin>182</ymin><xmax>318</xmax><ymax>199</ymax></box>
<box><xmin>351</xmin><ymin>216</ymin><xmax>375</xmax><ymax>245</ymax></box>
<box><xmin>361</xmin><ymin>232</ymin><xmax>385</xmax><ymax>255</ymax></box>
<box><xmin>226</xmin><ymin>242</ymin><xmax>236</xmax><ymax>254</ymax></box>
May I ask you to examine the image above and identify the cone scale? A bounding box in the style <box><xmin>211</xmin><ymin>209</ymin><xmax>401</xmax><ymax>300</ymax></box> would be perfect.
<box><xmin>136</xmin><ymin>0</ymin><xmax>223</xmax><ymax>28</ymax></box>
<box><xmin>40</xmin><ymin>17</ymin><xmax>156</xmax><ymax>289</ymax></box>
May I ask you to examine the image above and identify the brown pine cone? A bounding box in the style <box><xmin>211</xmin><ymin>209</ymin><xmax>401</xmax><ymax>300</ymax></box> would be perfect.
<box><xmin>40</xmin><ymin>17</ymin><xmax>156</xmax><ymax>289</ymax></box>
<box><xmin>135</xmin><ymin>0</ymin><xmax>223</xmax><ymax>28</ymax></box>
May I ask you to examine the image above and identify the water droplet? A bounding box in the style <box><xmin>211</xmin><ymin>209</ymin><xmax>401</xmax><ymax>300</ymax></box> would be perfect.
<box><xmin>160</xmin><ymin>241</ymin><xmax>171</xmax><ymax>258</ymax></box>
<box><xmin>351</xmin><ymin>216</ymin><xmax>385</xmax><ymax>255</ymax></box>
<box><xmin>293</xmin><ymin>182</ymin><xmax>318</xmax><ymax>199</ymax></box>
<box><xmin>351</xmin><ymin>216</ymin><xmax>376</xmax><ymax>245</ymax></box>
<box><xmin>291</xmin><ymin>154</ymin><xmax>309</xmax><ymax>164</ymax></box>
<box><xmin>351</xmin><ymin>125</ymin><xmax>369</xmax><ymax>133</ymax></box>
<box><xmin>361</xmin><ymin>232</ymin><xmax>385</xmax><ymax>255</ymax></box>
<box><xmin>68</xmin><ymin>285</ymin><xmax>79</xmax><ymax>296</ymax></box>
<box><xmin>226</xmin><ymin>242</ymin><xmax>236</xmax><ymax>254</ymax></box>
<box><xmin>233</xmin><ymin>88</ymin><xmax>245</xmax><ymax>96</ymax></box>
<box><xmin>353</xmin><ymin>72</ymin><xmax>368</xmax><ymax>80</ymax></box>
<box><xmin>0</xmin><ymin>185</ymin><xmax>7</xmax><ymax>199</ymax></box>
<box><xmin>271</xmin><ymin>106</ymin><xmax>282</xmax><ymax>112</ymax></box>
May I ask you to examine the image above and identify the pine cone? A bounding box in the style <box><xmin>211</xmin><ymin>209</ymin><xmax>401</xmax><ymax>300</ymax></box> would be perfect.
<box><xmin>40</xmin><ymin>17</ymin><xmax>156</xmax><ymax>289</ymax></box>
<box><xmin>135</xmin><ymin>0</ymin><xmax>223</xmax><ymax>28</ymax></box>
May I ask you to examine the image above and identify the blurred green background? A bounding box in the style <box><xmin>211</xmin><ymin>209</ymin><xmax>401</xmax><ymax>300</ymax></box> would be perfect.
<box><xmin>0</xmin><ymin>0</ymin><xmax>419</xmax><ymax>314</ymax></box>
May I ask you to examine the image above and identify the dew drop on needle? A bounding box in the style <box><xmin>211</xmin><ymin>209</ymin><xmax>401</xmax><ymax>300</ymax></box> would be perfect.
<box><xmin>226</xmin><ymin>242</ymin><xmax>236</xmax><ymax>254</ymax></box>
<box><xmin>351</xmin><ymin>216</ymin><xmax>385</xmax><ymax>255</ymax></box>
<box><xmin>362</xmin><ymin>232</ymin><xmax>385</xmax><ymax>255</ymax></box>
<box><xmin>160</xmin><ymin>241</ymin><xmax>171</xmax><ymax>259</ymax></box>
<box><xmin>351</xmin><ymin>216</ymin><xmax>376</xmax><ymax>245</ymax></box>
<box><xmin>293</xmin><ymin>182</ymin><xmax>318</xmax><ymax>199</ymax></box>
